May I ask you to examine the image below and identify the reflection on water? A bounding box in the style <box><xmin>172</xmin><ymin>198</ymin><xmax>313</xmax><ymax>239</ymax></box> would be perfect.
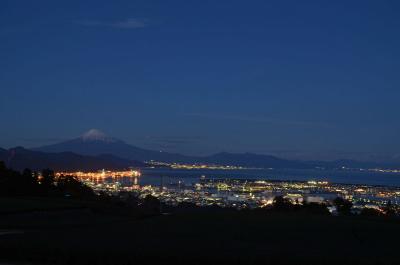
<box><xmin>139</xmin><ymin>168</ymin><xmax>400</xmax><ymax>187</ymax></box>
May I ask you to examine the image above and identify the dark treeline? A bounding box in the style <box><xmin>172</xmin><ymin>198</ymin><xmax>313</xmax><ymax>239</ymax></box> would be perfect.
<box><xmin>2</xmin><ymin>162</ymin><xmax>400</xmax><ymax>265</ymax></box>
<box><xmin>169</xmin><ymin>193</ymin><xmax>396</xmax><ymax>218</ymax></box>
<box><xmin>0</xmin><ymin>161</ymin><xmax>396</xmax><ymax>218</ymax></box>
<box><xmin>0</xmin><ymin>161</ymin><xmax>165</xmax><ymax>215</ymax></box>
<box><xmin>269</xmin><ymin>196</ymin><xmax>395</xmax><ymax>217</ymax></box>
<box><xmin>172</xmin><ymin>196</ymin><xmax>333</xmax><ymax>216</ymax></box>
<box><xmin>0</xmin><ymin>161</ymin><xmax>95</xmax><ymax>198</ymax></box>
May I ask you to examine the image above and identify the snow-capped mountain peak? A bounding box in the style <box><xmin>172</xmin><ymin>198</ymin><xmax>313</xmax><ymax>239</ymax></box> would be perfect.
<box><xmin>80</xmin><ymin>129</ymin><xmax>117</xmax><ymax>142</ymax></box>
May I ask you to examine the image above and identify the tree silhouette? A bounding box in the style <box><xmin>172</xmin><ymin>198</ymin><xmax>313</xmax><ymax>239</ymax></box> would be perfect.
<box><xmin>333</xmin><ymin>197</ymin><xmax>353</xmax><ymax>215</ymax></box>
<box><xmin>0</xmin><ymin>162</ymin><xmax>96</xmax><ymax>198</ymax></box>
<box><xmin>0</xmin><ymin>161</ymin><xmax>6</xmax><ymax>173</ymax></box>
<box><xmin>360</xmin><ymin>207</ymin><xmax>382</xmax><ymax>217</ymax></box>
<box><xmin>57</xmin><ymin>174</ymin><xmax>95</xmax><ymax>198</ymax></box>
<box><xmin>302</xmin><ymin>202</ymin><xmax>330</xmax><ymax>215</ymax></box>
<box><xmin>21</xmin><ymin>168</ymin><xmax>37</xmax><ymax>194</ymax></box>
<box><xmin>143</xmin><ymin>195</ymin><xmax>161</xmax><ymax>213</ymax></box>
<box><xmin>272</xmin><ymin>196</ymin><xmax>293</xmax><ymax>211</ymax></box>
<box><xmin>383</xmin><ymin>200</ymin><xmax>396</xmax><ymax>217</ymax></box>
<box><xmin>40</xmin><ymin>169</ymin><xmax>55</xmax><ymax>188</ymax></box>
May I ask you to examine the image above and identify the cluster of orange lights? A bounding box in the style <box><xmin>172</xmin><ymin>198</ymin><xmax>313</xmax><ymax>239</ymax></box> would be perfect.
<box><xmin>55</xmin><ymin>169</ymin><xmax>141</xmax><ymax>180</ymax></box>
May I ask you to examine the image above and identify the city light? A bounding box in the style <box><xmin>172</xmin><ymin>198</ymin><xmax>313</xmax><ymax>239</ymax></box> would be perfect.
<box><xmin>56</xmin><ymin>169</ymin><xmax>400</xmax><ymax>213</ymax></box>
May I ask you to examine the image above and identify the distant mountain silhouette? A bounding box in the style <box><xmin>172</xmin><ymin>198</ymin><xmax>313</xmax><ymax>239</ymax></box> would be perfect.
<box><xmin>34</xmin><ymin>129</ymin><xmax>192</xmax><ymax>163</ymax></box>
<box><xmin>0</xmin><ymin>147</ymin><xmax>145</xmax><ymax>171</ymax></box>
<box><xmin>34</xmin><ymin>129</ymin><xmax>305</xmax><ymax>168</ymax></box>
<box><xmin>32</xmin><ymin>129</ymin><xmax>400</xmax><ymax>170</ymax></box>
<box><xmin>202</xmin><ymin>152</ymin><xmax>309</xmax><ymax>169</ymax></box>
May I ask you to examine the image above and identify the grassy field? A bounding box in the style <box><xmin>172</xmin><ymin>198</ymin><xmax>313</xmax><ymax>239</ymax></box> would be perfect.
<box><xmin>1</xmin><ymin>197</ymin><xmax>400</xmax><ymax>265</ymax></box>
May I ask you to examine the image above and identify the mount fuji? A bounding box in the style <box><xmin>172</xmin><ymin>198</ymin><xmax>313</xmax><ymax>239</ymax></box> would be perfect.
<box><xmin>32</xmin><ymin>129</ymin><xmax>396</xmax><ymax>169</ymax></box>
<box><xmin>34</xmin><ymin>129</ymin><xmax>192</xmax><ymax>163</ymax></box>
<box><xmin>32</xmin><ymin>129</ymin><xmax>315</xmax><ymax>168</ymax></box>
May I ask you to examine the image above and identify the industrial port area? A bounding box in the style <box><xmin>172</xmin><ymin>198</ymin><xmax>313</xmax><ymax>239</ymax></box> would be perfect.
<box><xmin>56</xmin><ymin>169</ymin><xmax>400</xmax><ymax>214</ymax></box>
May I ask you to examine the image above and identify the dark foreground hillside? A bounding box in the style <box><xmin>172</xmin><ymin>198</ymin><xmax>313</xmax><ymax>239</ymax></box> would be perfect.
<box><xmin>1</xmin><ymin>197</ymin><xmax>400</xmax><ymax>265</ymax></box>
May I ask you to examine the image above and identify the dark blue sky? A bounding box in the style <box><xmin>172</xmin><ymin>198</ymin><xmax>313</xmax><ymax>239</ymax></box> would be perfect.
<box><xmin>1</xmin><ymin>0</ymin><xmax>400</xmax><ymax>161</ymax></box>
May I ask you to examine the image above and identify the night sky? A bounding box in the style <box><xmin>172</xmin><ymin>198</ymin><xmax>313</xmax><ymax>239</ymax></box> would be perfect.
<box><xmin>1</xmin><ymin>0</ymin><xmax>399</xmax><ymax>161</ymax></box>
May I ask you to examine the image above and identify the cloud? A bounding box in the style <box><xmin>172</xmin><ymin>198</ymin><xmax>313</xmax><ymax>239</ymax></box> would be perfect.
<box><xmin>184</xmin><ymin>113</ymin><xmax>333</xmax><ymax>128</ymax></box>
<box><xmin>78</xmin><ymin>18</ymin><xmax>147</xmax><ymax>29</ymax></box>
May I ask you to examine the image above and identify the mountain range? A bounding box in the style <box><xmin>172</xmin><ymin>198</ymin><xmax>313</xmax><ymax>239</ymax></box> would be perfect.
<box><xmin>1</xmin><ymin>129</ymin><xmax>398</xmax><ymax>171</ymax></box>
<box><xmin>35</xmin><ymin>129</ymin><xmax>191</xmax><ymax>163</ymax></box>
<box><xmin>32</xmin><ymin>129</ymin><xmax>314</xmax><ymax>169</ymax></box>
<box><xmin>0</xmin><ymin>146</ymin><xmax>145</xmax><ymax>171</ymax></box>
<box><xmin>29</xmin><ymin>129</ymin><xmax>400</xmax><ymax>170</ymax></box>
